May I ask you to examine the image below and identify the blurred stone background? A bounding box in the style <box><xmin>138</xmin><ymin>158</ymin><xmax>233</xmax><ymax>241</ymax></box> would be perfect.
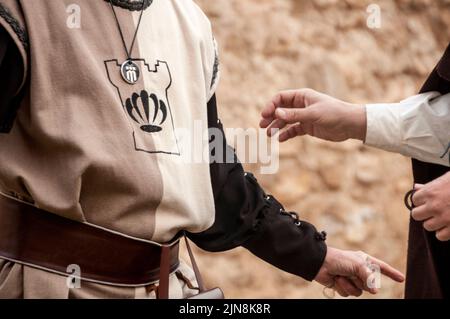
<box><xmin>189</xmin><ymin>0</ymin><xmax>450</xmax><ymax>299</ymax></box>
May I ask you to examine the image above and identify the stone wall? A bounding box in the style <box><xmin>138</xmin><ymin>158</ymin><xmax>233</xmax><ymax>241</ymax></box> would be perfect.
<box><xmin>190</xmin><ymin>0</ymin><xmax>450</xmax><ymax>298</ymax></box>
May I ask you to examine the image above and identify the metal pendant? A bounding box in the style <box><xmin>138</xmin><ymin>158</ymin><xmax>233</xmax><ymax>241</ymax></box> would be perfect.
<box><xmin>120</xmin><ymin>60</ymin><xmax>140</xmax><ymax>85</ymax></box>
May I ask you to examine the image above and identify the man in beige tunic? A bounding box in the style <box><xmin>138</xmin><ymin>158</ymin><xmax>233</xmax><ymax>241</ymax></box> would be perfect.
<box><xmin>0</xmin><ymin>0</ymin><xmax>404</xmax><ymax>299</ymax></box>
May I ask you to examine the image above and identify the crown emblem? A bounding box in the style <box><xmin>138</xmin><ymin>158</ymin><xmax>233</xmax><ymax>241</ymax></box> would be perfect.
<box><xmin>125</xmin><ymin>90</ymin><xmax>168</xmax><ymax>133</ymax></box>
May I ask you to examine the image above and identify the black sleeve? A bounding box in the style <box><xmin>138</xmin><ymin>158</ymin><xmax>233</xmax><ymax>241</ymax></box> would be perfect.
<box><xmin>0</xmin><ymin>24</ymin><xmax>25</xmax><ymax>133</ymax></box>
<box><xmin>187</xmin><ymin>94</ymin><xmax>327</xmax><ymax>281</ymax></box>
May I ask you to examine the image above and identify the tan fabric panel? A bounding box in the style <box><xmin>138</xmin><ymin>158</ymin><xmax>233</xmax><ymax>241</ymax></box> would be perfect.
<box><xmin>0</xmin><ymin>0</ymin><xmax>164</xmax><ymax>239</ymax></box>
<box><xmin>0</xmin><ymin>258</ymin><xmax>22</xmax><ymax>298</ymax></box>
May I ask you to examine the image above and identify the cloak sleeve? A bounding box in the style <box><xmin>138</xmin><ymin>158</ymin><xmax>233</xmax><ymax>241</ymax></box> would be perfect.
<box><xmin>0</xmin><ymin>0</ymin><xmax>28</xmax><ymax>133</ymax></box>
<box><xmin>188</xmin><ymin>94</ymin><xmax>328</xmax><ymax>281</ymax></box>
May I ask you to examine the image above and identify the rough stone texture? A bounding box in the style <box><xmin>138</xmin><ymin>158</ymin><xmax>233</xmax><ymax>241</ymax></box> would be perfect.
<box><xmin>190</xmin><ymin>0</ymin><xmax>450</xmax><ymax>299</ymax></box>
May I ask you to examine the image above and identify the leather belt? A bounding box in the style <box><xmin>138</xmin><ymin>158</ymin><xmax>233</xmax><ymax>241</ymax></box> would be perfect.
<box><xmin>0</xmin><ymin>194</ymin><xmax>180</xmax><ymax>287</ymax></box>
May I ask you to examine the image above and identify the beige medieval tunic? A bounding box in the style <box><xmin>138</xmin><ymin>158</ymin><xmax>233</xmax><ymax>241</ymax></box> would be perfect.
<box><xmin>0</xmin><ymin>0</ymin><xmax>218</xmax><ymax>298</ymax></box>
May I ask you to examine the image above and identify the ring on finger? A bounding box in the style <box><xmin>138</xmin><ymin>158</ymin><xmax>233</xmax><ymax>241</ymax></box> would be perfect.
<box><xmin>323</xmin><ymin>280</ymin><xmax>336</xmax><ymax>299</ymax></box>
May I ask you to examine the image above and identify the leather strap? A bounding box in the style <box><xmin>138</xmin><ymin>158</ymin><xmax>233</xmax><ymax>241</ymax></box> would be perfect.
<box><xmin>157</xmin><ymin>246</ymin><xmax>171</xmax><ymax>299</ymax></box>
<box><xmin>157</xmin><ymin>236</ymin><xmax>208</xmax><ymax>298</ymax></box>
<box><xmin>0</xmin><ymin>194</ymin><xmax>180</xmax><ymax>286</ymax></box>
<box><xmin>185</xmin><ymin>237</ymin><xmax>206</xmax><ymax>292</ymax></box>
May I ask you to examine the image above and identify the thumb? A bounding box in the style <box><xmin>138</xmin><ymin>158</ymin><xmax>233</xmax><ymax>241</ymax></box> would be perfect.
<box><xmin>275</xmin><ymin>108</ymin><xmax>317</xmax><ymax>124</ymax></box>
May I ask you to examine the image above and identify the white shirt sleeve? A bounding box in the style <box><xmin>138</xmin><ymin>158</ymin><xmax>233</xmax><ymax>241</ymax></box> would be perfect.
<box><xmin>365</xmin><ymin>92</ymin><xmax>450</xmax><ymax>167</ymax></box>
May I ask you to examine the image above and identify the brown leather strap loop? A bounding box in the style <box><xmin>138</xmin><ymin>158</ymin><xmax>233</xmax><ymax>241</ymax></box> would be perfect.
<box><xmin>404</xmin><ymin>189</ymin><xmax>416</xmax><ymax>211</ymax></box>
<box><xmin>157</xmin><ymin>246</ymin><xmax>171</xmax><ymax>299</ymax></box>
<box><xmin>185</xmin><ymin>237</ymin><xmax>206</xmax><ymax>292</ymax></box>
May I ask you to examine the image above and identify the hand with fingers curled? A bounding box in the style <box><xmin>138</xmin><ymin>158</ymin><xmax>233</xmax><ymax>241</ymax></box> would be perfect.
<box><xmin>315</xmin><ymin>247</ymin><xmax>404</xmax><ymax>298</ymax></box>
<box><xmin>411</xmin><ymin>172</ymin><xmax>450</xmax><ymax>242</ymax></box>
<box><xmin>260</xmin><ymin>88</ymin><xmax>367</xmax><ymax>143</ymax></box>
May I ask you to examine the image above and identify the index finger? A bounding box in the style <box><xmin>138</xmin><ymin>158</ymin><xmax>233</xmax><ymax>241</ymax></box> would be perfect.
<box><xmin>261</xmin><ymin>90</ymin><xmax>307</xmax><ymax>120</ymax></box>
<box><xmin>369</xmin><ymin>256</ymin><xmax>405</xmax><ymax>283</ymax></box>
<box><xmin>412</xmin><ymin>187</ymin><xmax>427</xmax><ymax>207</ymax></box>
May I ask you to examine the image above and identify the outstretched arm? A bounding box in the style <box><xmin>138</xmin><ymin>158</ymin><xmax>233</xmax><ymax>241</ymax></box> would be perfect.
<box><xmin>188</xmin><ymin>94</ymin><xmax>404</xmax><ymax>297</ymax></box>
<box><xmin>188</xmin><ymin>94</ymin><xmax>328</xmax><ymax>281</ymax></box>
<box><xmin>260</xmin><ymin>89</ymin><xmax>450</xmax><ymax>167</ymax></box>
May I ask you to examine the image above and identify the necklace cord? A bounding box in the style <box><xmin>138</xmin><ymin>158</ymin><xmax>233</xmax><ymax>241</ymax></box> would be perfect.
<box><xmin>109</xmin><ymin>0</ymin><xmax>148</xmax><ymax>61</ymax></box>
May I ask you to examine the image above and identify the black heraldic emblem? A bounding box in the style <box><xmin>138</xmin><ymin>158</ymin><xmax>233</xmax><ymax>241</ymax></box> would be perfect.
<box><xmin>126</xmin><ymin>90</ymin><xmax>168</xmax><ymax>133</ymax></box>
<box><xmin>105</xmin><ymin>59</ymin><xmax>180</xmax><ymax>155</ymax></box>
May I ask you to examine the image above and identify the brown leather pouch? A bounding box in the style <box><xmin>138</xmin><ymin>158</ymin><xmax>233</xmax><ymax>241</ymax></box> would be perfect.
<box><xmin>158</xmin><ymin>236</ymin><xmax>224</xmax><ymax>299</ymax></box>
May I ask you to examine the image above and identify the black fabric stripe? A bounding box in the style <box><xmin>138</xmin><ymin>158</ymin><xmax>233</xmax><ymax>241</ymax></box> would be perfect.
<box><xmin>0</xmin><ymin>4</ymin><xmax>28</xmax><ymax>51</ymax></box>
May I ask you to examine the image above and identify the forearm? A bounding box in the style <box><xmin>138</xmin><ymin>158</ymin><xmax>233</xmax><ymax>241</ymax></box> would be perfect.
<box><xmin>364</xmin><ymin>92</ymin><xmax>450</xmax><ymax>167</ymax></box>
<box><xmin>189</xmin><ymin>169</ymin><xmax>328</xmax><ymax>281</ymax></box>
<box><xmin>241</xmin><ymin>184</ymin><xmax>327</xmax><ymax>281</ymax></box>
<box><xmin>189</xmin><ymin>94</ymin><xmax>327</xmax><ymax>281</ymax></box>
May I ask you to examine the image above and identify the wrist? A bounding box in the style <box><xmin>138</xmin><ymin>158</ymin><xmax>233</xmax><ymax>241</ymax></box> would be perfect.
<box><xmin>346</xmin><ymin>103</ymin><xmax>367</xmax><ymax>141</ymax></box>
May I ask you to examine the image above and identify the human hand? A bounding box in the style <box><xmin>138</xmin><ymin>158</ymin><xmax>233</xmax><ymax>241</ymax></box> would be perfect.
<box><xmin>315</xmin><ymin>247</ymin><xmax>405</xmax><ymax>297</ymax></box>
<box><xmin>260</xmin><ymin>89</ymin><xmax>367</xmax><ymax>142</ymax></box>
<box><xmin>411</xmin><ymin>172</ymin><xmax>450</xmax><ymax>241</ymax></box>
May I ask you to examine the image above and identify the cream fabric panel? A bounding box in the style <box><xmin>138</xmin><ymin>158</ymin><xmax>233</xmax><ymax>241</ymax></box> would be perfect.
<box><xmin>133</xmin><ymin>0</ymin><xmax>216</xmax><ymax>242</ymax></box>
